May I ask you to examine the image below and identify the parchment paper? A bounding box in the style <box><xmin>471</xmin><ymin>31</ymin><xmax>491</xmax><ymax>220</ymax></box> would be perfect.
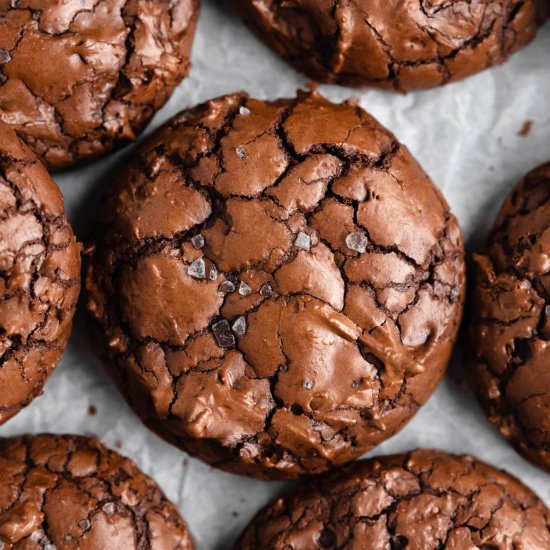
<box><xmin>1</xmin><ymin>3</ymin><xmax>549</xmax><ymax>549</ymax></box>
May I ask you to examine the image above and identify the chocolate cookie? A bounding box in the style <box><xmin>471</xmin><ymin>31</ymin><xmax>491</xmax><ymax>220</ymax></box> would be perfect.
<box><xmin>0</xmin><ymin>121</ymin><xmax>80</xmax><ymax>425</ymax></box>
<box><xmin>230</xmin><ymin>0</ymin><xmax>548</xmax><ymax>91</ymax></box>
<box><xmin>235</xmin><ymin>448</ymin><xmax>550</xmax><ymax>549</ymax></box>
<box><xmin>470</xmin><ymin>163</ymin><xmax>550</xmax><ymax>471</ymax></box>
<box><xmin>0</xmin><ymin>434</ymin><xmax>193</xmax><ymax>549</ymax></box>
<box><xmin>86</xmin><ymin>91</ymin><xmax>465</xmax><ymax>479</ymax></box>
<box><xmin>0</xmin><ymin>0</ymin><xmax>199</xmax><ymax>170</ymax></box>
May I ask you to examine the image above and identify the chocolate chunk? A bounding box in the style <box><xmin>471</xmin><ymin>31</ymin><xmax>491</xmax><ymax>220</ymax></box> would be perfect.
<box><xmin>0</xmin><ymin>435</ymin><xmax>193</xmax><ymax>549</ymax></box>
<box><xmin>212</xmin><ymin>320</ymin><xmax>236</xmax><ymax>348</ymax></box>
<box><xmin>236</xmin><ymin>449</ymin><xmax>550</xmax><ymax>549</ymax></box>
<box><xmin>0</xmin><ymin>122</ymin><xmax>80</xmax><ymax>426</ymax></box>
<box><xmin>229</xmin><ymin>0</ymin><xmax>548</xmax><ymax>91</ymax></box>
<box><xmin>86</xmin><ymin>91</ymin><xmax>465</xmax><ymax>480</ymax></box>
<box><xmin>469</xmin><ymin>162</ymin><xmax>550</xmax><ymax>472</ymax></box>
<box><xmin>0</xmin><ymin>0</ymin><xmax>199</xmax><ymax>169</ymax></box>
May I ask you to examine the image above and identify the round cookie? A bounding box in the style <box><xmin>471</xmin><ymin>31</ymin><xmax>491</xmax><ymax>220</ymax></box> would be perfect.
<box><xmin>0</xmin><ymin>434</ymin><xmax>194</xmax><ymax>549</ymax></box>
<box><xmin>230</xmin><ymin>0</ymin><xmax>548</xmax><ymax>91</ymax></box>
<box><xmin>0</xmin><ymin>121</ymin><xmax>80</xmax><ymax>425</ymax></box>
<box><xmin>0</xmin><ymin>0</ymin><xmax>199</xmax><ymax>169</ymax></box>
<box><xmin>86</xmin><ymin>91</ymin><xmax>465</xmax><ymax>479</ymax></box>
<box><xmin>469</xmin><ymin>163</ymin><xmax>550</xmax><ymax>471</ymax></box>
<box><xmin>235</xmin><ymin>449</ymin><xmax>550</xmax><ymax>549</ymax></box>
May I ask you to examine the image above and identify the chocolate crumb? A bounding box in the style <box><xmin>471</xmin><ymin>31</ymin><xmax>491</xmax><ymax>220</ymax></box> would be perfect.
<box><xmin>518</xmin><ymin>119</ymin><xmax>533</xmax><ymax>137</ymax></box>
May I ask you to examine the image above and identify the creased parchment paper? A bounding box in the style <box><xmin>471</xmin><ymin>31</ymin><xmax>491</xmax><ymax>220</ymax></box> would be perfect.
<box><xmin>1</xmin><ymin>3</ymin><xmax>549</xmax><ymax>549</ymax></box>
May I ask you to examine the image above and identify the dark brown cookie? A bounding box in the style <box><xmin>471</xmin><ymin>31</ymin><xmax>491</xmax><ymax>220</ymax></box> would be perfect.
<box><xmin>235</xmin><ymin>448</ymin><xmax>550</xmax><ymax>549</ymax></box>
<box><xmin>0</xmin><ymin>434</ymin><xmax>194</xmax><ymax>549</ymax></box>
<box><xmin>0</xmin><ymin>121</ymin><xmax>80</xmax><ymax>425</ymax></box>
<box><xmin>230</xmin><ymin>0</ymin><xmax>548</xmax><ymax>92</ymax></box>
<box><xmin>86</xmin><ymin>91</ymin><xmax>465</xmax><ymax>480</ymax></box>
<box><xmin>469</xmin><ymin>163</ymin><xmax>550</xmax><ymax>471</ymax></box>
<box><xmin>0</xmin><ymin>0</ymin><xmax>199</xmax><ymax>170</ymax></box>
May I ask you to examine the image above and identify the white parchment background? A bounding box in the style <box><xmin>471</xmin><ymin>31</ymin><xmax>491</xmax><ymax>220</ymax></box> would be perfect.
<box><xmin>1</xmin><ymin>3</ymin><xmax>550</xmax><ymax>548</ymax></box>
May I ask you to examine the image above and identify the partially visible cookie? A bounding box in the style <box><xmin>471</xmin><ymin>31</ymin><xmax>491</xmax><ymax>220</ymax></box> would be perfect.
<box><xmin>0</xmin><ymin>434</ymin><xmax>194</xmax><ymax>549</ymax></box>
<box><xmin>470</xmin><ymin>163</ymin><xmax>550</xmax><ymax>470</ymax></box>
<box><xmin>0</xmin><ymin>121</ymin><xmax>80</xmax><ymax>425</ymax></box>
<box><xmin>230</xmin><ymin>0</ymin><xmax>548</xmax><ymax>91</ymax></box>
<box><xmin>86</xmin><ymin>91</ymin><xmax>465</xmax><ymax>480</ymax></box>
<box><xmin>236</xmin><ymin>448</ymin><xmax>550</xmax><ymax>549</ymax></box>
<box><xmin>0</xmin><ymin>0</ymin><xmax>199</xmax><ymax>169</ymax></box>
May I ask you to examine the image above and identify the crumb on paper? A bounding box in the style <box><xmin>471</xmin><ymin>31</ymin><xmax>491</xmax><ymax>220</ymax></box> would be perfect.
<box><xmin>88</xmin><ymin>405</ymin><xmax>97</xmax><ymax>416</ymax></box>
<box><xmin>518</xmin><ymin>120</ymin><xmax>533</xmax><ymax>137</ymax></box>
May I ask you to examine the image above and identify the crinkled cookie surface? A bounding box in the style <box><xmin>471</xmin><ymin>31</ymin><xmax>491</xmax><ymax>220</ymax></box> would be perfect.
<box><xmin>470</xmin><ymin>162</ymin><xmax>550</xmax><ymax>471</ymax></box>
<box><xmin>86</xmin><ymin>91</ymin><xmax>465</xmax><ymax>479</ymax></box>
<box><xmin>0</xmin><ymin>434</ymin><xmax>194</xmax><ymax>549</ymax></box>
<box><xmin>0</xmin><ymin>121</ymin><xmax>80</xmax><ymax>425</ymax></box>
<box><xmin>0</xmin><ymin>0</ymin><xmax>199</xmax><ymax>169</ymax></box>
<box><xmin>231</xmin><ymin>0</ymin><xmax>548</xmax><ymax>91</ymax></box>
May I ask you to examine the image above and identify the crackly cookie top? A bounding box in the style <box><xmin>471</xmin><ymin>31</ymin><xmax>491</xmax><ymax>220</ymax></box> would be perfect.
<box><xmin>86</xmin><ymin>91</ymin><xmax>465</xmax><ymax>479</ymax></box>
<box><xmin>0</xmin><ymin>121</ymin><xmax>80</xmax><ymax>425</ymax></box>
<box><xmin>230</xmin><ymin>0</ymin><xmax>548</xmax><ymax>91</ymax></box>
<box><xmin>0</xmin><ymin>0</ymin><xmax>199</xmax><ymax>169</ymax></box>
<box><xmin>0</xmin><ymin>434</ymin><xmax>193</xmax><ymax>549</ymax></box>
<box><xmin>470</xmin><ymin>163</ymin><xmax>550</xmax><ymax>471</ymax></box>
<box><xmin>236</xmin><ymin>449</ymin><xmax>550</xmax><ymax>550</ymax></box>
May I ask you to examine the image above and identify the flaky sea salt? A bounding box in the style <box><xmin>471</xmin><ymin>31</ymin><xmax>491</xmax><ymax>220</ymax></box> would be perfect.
<box><xmin>187</xmin><ymin>258</ymin><xmax>206</xmax><ymax>279</ymax></box>
<box><xmin>191</xmin><ymin>234</ymin><xmax>205</xmax><ymax>249</ymax></box>
<box><xmin>303</xmin><ymin>379</ymin><xmax>313</xmax><ymax>390</ymax></box>
<box><xmin>102</xmin><ymin>502</ymin><xmax>116</xmax><ymax>515</ymax></box>
<box><xmin>219</xmin><ymin>280</ymin><xmax>236</xmax><ymax>293</ymax></box>
<box><xmin>295</xmin><ymin>231</ymin><xmax>311</xmax><ymax>251</ymax></box>
<box><xmin>238</xmin><ymin>281</ymin><xmax>252</xmax><ymax>296</ymax></box>
<box><xmin>260</xmin><ymin>284</ymin><xmax>273</xmax><ymax>297</ymax></box>
<box><xmin>209</xmin><ymin>265</ymin><xmax>218</xmax><ymax>281</ymax></box>
<box><xmin>236</xmin><ymin>145</ymin><xmax>248</xmax><ymax>160</ymax></box>
<box><xmin>239</xmin><ymin>106</ymin><xmax>251</xmax><ymax>116</ymax></box>
<box><xmin>232</xmin><ymin>316</ymin><xmax>247</xmax><ymax>336</ymax></box>
<box><xmin>345</xmin><ymin>232</ymin><xmax>368</xmax><ymax>253</ymax></box>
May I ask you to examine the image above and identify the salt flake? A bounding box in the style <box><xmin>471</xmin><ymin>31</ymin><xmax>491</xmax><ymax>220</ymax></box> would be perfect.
<box><xmin>238</xmin><ymin>281</ymin><xmax>252</xmax><ymax>296</ymax></box>
<box><xmin>236</xmin><ymin>146</ymin><xmax>248</xmax><ymax>160</ymax></box>
<box><xmin>239</xmin><ymin>106</ymin><xmax>251</xmax><ymax>116</ymax></box>
<box><xmin>187</xmin><ymin>258</ymin><xmax>206</xmax><ymax>279</ymax></box>
<box><xmin>219</xmin><ymin>280</ymin><xmax>236</xmax><ymax>293</ymax></box>
<box><xmin>102</xmin><ymin>502</ymin><xmax>116</xmax><ymax>515</ymax></box>
<box><xmin>232</xmin><ymin>316</ymin><xmax>247</xmax><ymax>336</ymax></box>
<box><xmin>191</xmin><ymin>234</ymin><xmax>205</xmax><ymax>249</ymax></box>
<box><xmin>345</xmin><ymin>232</ymin><xmax>368</xmax><ymax>253</ymax></box>
<box><xmin>295</xmin><ymin>232</ymin><xmax>311</xmax><ymax>251</ymax></box>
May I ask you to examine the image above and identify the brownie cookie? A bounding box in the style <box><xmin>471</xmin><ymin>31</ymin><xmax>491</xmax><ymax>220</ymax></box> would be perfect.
<box><xmin>470</xmin><ymin>163</ymin><xmax>550</xmax><ymax>471</ymax></box>
<box><xmin>0</xmin><ymin>121</ymin><xmax>80</xmax><ymax>425</ymax></box>
<box><xmin>0</xmin><ymin>434</ymin><xmax>193</xmax><ymax>549</ymax></box>
<box><xmin>86</xmin><ymin>91</ymin><xmax>465</xmax><ymax>479</ymax></box>
<box><xmin>230</xmin><ymin>0</ymin><xmax>548</xmax><ymax>91</ymax></box>
<box><xmin>0</xmin><ymin>0</ymin><xmax>199</xmax><ymax>170</ymax></box>
<box><xmin>236</xmin><ymin>448</ymin><xmax>550</xmax><ymax>549</ymax></box>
